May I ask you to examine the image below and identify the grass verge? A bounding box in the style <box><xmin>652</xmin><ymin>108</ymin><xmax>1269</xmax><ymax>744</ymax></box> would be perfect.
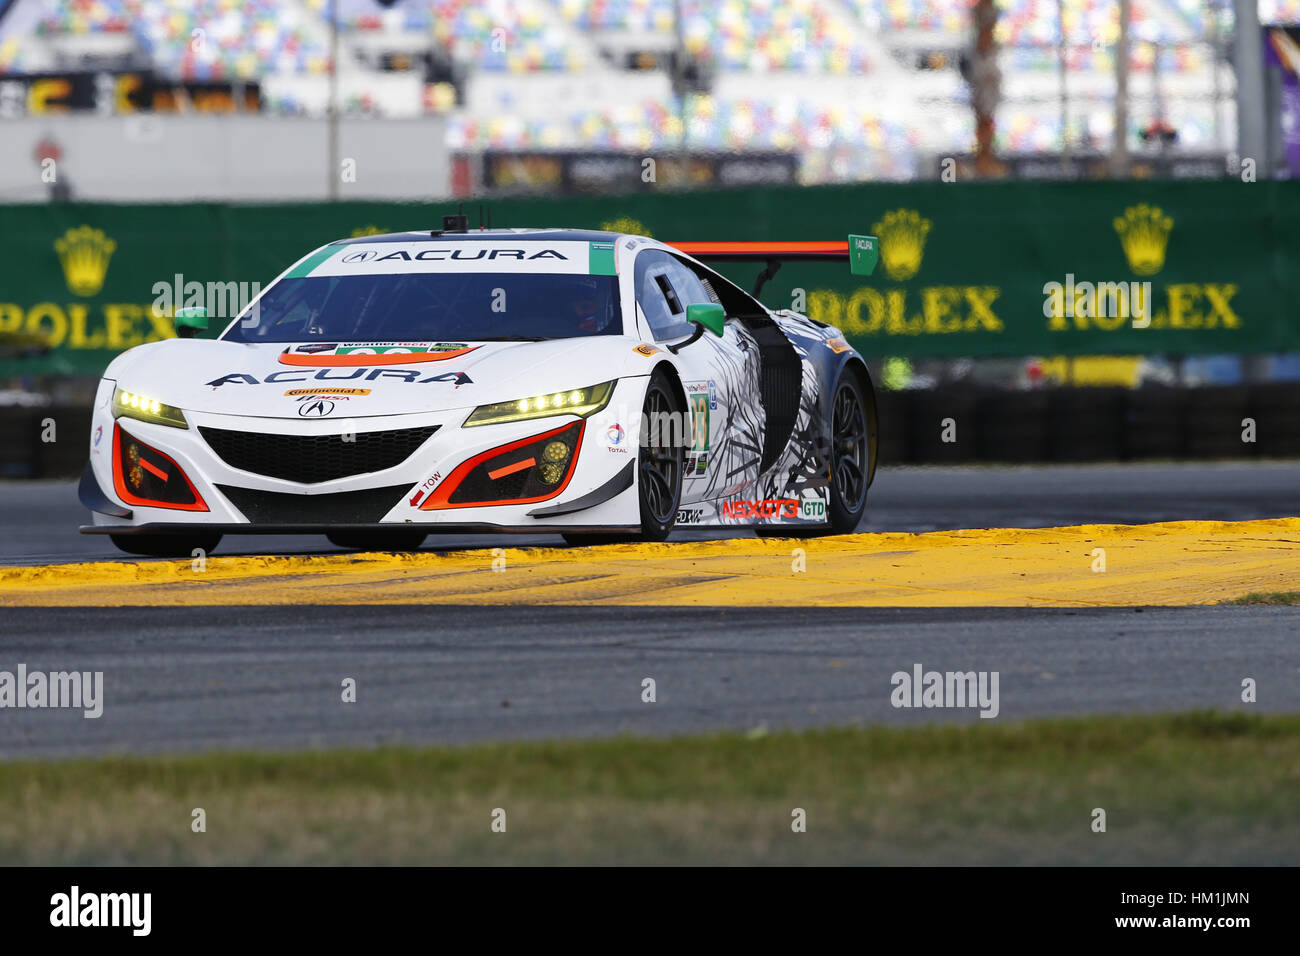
<box><xmin>1</xmin><ymin>711</ymin><xmax>1297</xmax><ymax>865</ymax></box>
<box><xmin>1227</xmin><ymin>591</ymin><xmax>1300</xmax><ymax>605</ymax></box>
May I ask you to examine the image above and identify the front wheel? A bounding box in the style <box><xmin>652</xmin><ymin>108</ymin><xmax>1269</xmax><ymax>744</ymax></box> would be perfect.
<box><xmin>563</xmin><ymin>368</ymin><xmax>684</xmax><ymax>546</ymax></box>
<box><xmin>109</xmin><ymin>532</ymin><xmax>223</xmax><ymax>558</ymax></box>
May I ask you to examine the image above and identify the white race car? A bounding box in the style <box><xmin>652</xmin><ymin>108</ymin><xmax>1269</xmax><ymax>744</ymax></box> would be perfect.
<box><xmin>80</xmin><ymin>221</ymin><xmax>880</xmax><ymax>556</ymax></box>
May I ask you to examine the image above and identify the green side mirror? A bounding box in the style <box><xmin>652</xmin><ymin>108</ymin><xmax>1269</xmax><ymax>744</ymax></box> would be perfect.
<box><xmin>174</xmin><ymin>306</ymin><xmax>209</xmax><ymax>339</ymax></box>
<box><xmin>686</xmin><ymin>302</ymin><xmax>726</xmax><ymax>337</ymax></box>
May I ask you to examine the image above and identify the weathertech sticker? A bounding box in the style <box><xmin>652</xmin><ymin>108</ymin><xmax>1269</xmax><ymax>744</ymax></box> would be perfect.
<box><xmin>278</xmin><ymin>346</ymin><xmax>479</xmax><ymax>367</ymax></box>
<box><xmin>337</xmin><ymin>343</ymin><xmax>468</xmax><ymax>354</ymax></box>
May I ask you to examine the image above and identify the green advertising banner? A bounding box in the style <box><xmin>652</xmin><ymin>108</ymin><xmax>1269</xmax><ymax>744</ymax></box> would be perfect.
<box><xmin>1</xmin><ymin>179</ymin><xmax>1297</xmax><ymax>378</ymax></box>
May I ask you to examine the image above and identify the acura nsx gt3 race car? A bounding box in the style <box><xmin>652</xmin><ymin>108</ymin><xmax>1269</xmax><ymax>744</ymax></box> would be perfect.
<box><xmin>80</xmin><ymin>220</ymin><xmax>881</xmax><ymax>556</ymax></box>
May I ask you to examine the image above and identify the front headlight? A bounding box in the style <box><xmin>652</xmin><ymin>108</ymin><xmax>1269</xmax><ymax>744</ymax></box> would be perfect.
<box><xmin>463</xmin><ymin>380</ymin><xmax>616</xmax><ymax>428</ymax></box>
<box><xmin>112</xmin><ymin>386</ymin><xmax>188</xmax><ymax>429</ymax></box>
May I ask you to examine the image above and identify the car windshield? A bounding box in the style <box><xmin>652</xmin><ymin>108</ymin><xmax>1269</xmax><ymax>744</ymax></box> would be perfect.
<box><xmin>222</xmin><ymin>272</ymin><xmax>622</xmax><ymax>343</ymax></box>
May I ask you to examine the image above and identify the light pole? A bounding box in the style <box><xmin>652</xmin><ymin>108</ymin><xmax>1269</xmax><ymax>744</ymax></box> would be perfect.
<box><xmin>328</xmin><ymin>0</ymin><xmax>339</xmax><ymax>200</ymax></box>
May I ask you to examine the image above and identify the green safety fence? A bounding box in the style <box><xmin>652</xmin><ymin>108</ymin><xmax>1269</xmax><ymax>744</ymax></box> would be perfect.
<box><xmin>1</xmin><ymin>178</ymin><xmax>1296</xmax><ymax>377</ymax></box>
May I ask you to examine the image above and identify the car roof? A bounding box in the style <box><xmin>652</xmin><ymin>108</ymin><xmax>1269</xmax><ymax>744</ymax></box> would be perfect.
<box><xmin>332</xmin><ymin>228</ymin><xmax>627</xmax><ymax>245</ymax></box>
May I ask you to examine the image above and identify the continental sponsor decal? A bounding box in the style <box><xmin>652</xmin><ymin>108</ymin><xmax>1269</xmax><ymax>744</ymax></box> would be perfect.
<box><xmin>633</xmin><ymin>343</ymin><xmax>662</xmax><ymax>356</ymax></box>
<box><xmin>825</xmin><ymin>335</ymin><xmax>851</xmax><ymax>353</ymax></box>
<box><xmin>283</xmin><ymin>387</ymin><xmax>371</xmax><ymax>397</ymax></box>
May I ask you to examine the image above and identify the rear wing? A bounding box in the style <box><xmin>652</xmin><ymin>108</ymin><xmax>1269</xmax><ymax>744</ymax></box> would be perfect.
<box><xmin>666</xmin><ymin>236</ymin><xmax>878</xmax><ymax>296</ymax></box>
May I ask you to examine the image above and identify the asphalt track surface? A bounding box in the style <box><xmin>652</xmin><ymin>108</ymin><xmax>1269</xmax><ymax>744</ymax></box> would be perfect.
<box><xmin>1</xmin><ymin>605</ymin><xmax>1297</xmax><ymax>759</ymax></box>
<box><xmin>1</xmin><ymin>461</ymin><xmax>1297</xmax><ymax>758</ymax></box>
<box><xmin>3</xmin><ymin>459</ymin><xmax>1300</xmax><ymax>564</ymax></box>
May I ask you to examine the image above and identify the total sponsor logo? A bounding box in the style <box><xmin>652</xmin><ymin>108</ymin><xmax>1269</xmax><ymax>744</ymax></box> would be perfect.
<box><xmin>606</xmin><ymin>422</ymin><xmax>628</xmax><ymax>453</ymax></box>
<box><xmin>206</xmin><ymin>369</ymin><xmax>472</xmax><ymax>388</ymax></box>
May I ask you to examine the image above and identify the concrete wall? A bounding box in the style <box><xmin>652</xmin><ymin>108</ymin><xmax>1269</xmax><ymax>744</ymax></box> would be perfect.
<box><xmin>0</xmin><ymin>115</ymin><xmax>450</xmax><ymax>202</ymax></box>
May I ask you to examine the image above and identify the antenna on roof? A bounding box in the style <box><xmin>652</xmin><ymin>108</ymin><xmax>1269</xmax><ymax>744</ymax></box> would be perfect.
<box><xmin>442</xmin><ymin>205</ymin><xmax>470</xmax><ymax>233</ymax></box>
<box><xmin>478</xmin><ymin>203</ymin><xmax>484</xmax><ymax>231</ymax></box>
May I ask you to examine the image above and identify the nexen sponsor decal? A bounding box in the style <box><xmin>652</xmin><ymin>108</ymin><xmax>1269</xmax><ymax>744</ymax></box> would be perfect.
<box><xmin>721</xmin><ymin>498</ymin><xmax>800</xmax><ymax>519</ymax></box>
<box><xmin>206</xmin><ymin>368</ymin><xmax>472</xmax><ymax>387</ymax></box>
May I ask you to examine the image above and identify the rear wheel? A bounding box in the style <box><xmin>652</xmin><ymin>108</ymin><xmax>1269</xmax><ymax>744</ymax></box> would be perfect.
<box><xmin>825</xmin><ymin>371</ymin><xmax>871</xmax><ymax>533</ymax></box>
<box><xmin>326</xmin><ymin>530</ymin><xmax>427</xmax><ymax>552</ymax></box>
<box><xmin>562</xmin><ymin>369</ymin><xmax>684</xmax><ymax>546</ymax></box>
<box><xmin>109</xmin><ymin>533</ymin><xmax>222</xmax><ymax>558</ymax></box>
<box><xmin>755</xmin><ymin>369</ymin><xmax>870</xmax><ymax>538</ymax></box>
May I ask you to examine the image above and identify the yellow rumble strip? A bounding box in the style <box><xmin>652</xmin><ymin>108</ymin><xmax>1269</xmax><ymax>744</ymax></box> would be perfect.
<box><xmin>3</xmin><ymin>519</ymin><xmax>1300</xmax><ymax>608</ymax></box>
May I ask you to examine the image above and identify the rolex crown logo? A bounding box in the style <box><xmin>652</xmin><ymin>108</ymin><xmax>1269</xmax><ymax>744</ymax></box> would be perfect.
<box><xmin>55</xmin><ymin>225</ymin><xmax>117</xmax><ymax>297</ymax></box>
<box><xmin>601</xmin><ymin>216</ymin><xmax>651</xmax><ymax>237</ymax></box>
<box><xmin>871</xmin><ymin>208</ymin><xmax>931</xmax><ymax>281</ymax></box>
<box><xmin>1112</xmin><ymin>204</ymin><xmax>1173</xmax><ymax>276</ymax></box>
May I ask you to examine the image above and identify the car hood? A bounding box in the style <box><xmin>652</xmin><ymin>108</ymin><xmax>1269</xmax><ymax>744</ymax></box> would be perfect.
<box><xmin>103</xmin><ymin>337</ymin><xmax>645</xmax><ymax>420</ymax></box>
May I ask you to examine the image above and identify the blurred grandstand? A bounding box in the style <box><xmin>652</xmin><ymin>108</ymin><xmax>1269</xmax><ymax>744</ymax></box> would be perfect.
<box><xmin>0</xmin><ymin>1</ymin><xmax>1287</xmax><ymax>194</ymax></box>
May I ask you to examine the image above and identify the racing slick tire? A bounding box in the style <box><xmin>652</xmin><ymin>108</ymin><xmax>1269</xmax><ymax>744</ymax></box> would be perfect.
<box><xmin>756</xmin><ymin>368</ymin><xmax>871</xmax><ymax>538</ymax></box>
<box><xmin>563</xmin><ymin>367</ymin><xmax>684</xmax><ymax>546</ymax></box>
<box><xmin>326</xmin><ymin>531</ymin><xmax>428</xmax><ymax>552</ymax></box>
<box><xmin>109</xmin><ymin>532</ymin><xmax>223</xmax><ymax>558</ymax></box>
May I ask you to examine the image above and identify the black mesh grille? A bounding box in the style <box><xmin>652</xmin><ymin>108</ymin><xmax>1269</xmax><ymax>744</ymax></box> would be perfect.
<box><xmin>217</xmin><ymin>484</ymin><xmax>409</xmax><ymax>524</ymax></box>
<box><xmin>199</xmin><ymin>425</ymin><xmax>438</xmax><ymax>484</ymax></box>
